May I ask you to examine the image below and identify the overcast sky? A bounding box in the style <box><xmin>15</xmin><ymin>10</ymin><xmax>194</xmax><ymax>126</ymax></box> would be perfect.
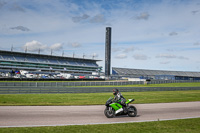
<box><xmin>0</xmin><ymin>0</ymin><xmax>200</xmax><ymax>72</ymax></box>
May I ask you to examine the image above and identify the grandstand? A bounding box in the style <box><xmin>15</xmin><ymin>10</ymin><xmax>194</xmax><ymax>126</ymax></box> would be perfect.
<box><xmin>112</xmin><ymin>67</ymin><xmax>200</xmax><ymax>80</ymax></box>
<box><xmin>0</xmin><ymin>50</ymin><xmax>102</xmax><ymax>79</ymax></box>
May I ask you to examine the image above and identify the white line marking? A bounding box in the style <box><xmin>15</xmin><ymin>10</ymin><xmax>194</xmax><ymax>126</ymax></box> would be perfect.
<box><xmin>1</xmin><ymin>116</ymin><xmax>200</xmax><ymax>128</ymax></box>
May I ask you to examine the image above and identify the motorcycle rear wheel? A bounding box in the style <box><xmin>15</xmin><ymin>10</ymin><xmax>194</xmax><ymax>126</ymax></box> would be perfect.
<box><xmin>128</xmin><ymin>105</ymin><xmax>137</xmax><ymax>117</ymax></box>
<box><xmin>104</xmin><ymin>107</ymin><xmax>115</xmax><ymax>118</ymax></box>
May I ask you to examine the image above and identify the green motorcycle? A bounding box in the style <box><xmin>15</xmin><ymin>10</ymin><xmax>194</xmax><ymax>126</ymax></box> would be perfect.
<box><xmin>104</xmin><ymin>97</ymin><xmax>137</xmax><ymax>118</ymax></box>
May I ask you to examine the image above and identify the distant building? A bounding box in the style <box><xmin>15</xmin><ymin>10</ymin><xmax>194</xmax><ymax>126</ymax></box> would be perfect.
<box><xmin>112</xmin><ymin>67</ymin><xmax>200</xmax><ymax>80</ymax></box>
<box><xmin>0</xmin><ymin>50</ymin><xmax>102</xmax><ymax>79</ymax></box>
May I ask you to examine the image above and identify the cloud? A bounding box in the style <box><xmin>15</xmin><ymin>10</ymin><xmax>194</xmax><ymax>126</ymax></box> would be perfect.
<box><xmin>112</xmin><ymin>47</ymin><xmax>122</xmax><ymax>52</ymax></box>
<box><xmin>194</xmin><ymin>42</ymin><xmax>200</xmax><ymax>45</ymax></box>
<box><xmin>90</xmin><ymin>14</ymin><xmax>105</xmax><ymax>23</ymax></box>
<box><xmin>191</xmin><ymin>10</ymin><xmax>199</xmax><ymax>15</ymax></box>
<box><xmin>178</xmin><ymin>56</ymin><xmax>189</xmax><ymax>60</ymax></box>
<box><xmin>166</xmin><ymin>49</ymin><xmax>175</xmax><ymax>52</ymax></box>
<box><xmin>72</xmin><ymin>14</ymin><xmax>90</xmax><ymax>23</ymax></box>
<box><xmin>0</xmin><ymin>1</ymin><xmax>25</xmax><ymax>12</ymax></box>
<box><xmin>72</xmin><ymin>13</ymin><xmax>106</xmax><ymax>24</ymax></box>
<box><xmin>67</xmin><ymin>42</ymin><xmax>81</xmax><ymax>48</ymax></box>
<box><xmin>133</xmin><ymin>54</ymin><xmax>149</xmax><ymax>60</ymax></box>
<box><xmin>113</xmin><ymin>46</ymin><xmax>138</xmax><ymax>53</ymax></box>
<box><xmin>160</xmin><ymin>61</ymin><xmax>170</xmax><ymax>64</ymax></box>
<box><xmin>10</xmin><ymin>4</ymin><xmax>25</xmax><ymax>12</ymax></box>
<box><xmin>169</xmin><ymin>32</ymin><xmax>178</xmax><ymax>36</ymax></box>
<box><xmin>123</xmin><ymin>46</ymin><xmax>135</xmax><ymax>53</ymax></box>
<box><xmin>156</xmin><ymin>54</ymin><xmax>189</xmax><ymax>60</ymax></box>
<box><xmin>0</xmin><ymin>0</ymin><xmax>6</xmax><ymax>8</ymax></box>
<box><xmin>10</xmin><ymin>26</ymin><xmax>30</xmax><ymax>31</ymax></box>
<box><xmin>115</xmin><ymin>53</ymin><xmax>127</xmax><ymax>59</ymax></box>
<box><xmin>49</xmin><ymin>43</ymin><xmax>63</xmax><ymax>51</ymax></box>
<box><xmin>23</xmin><ymin>40</ymin><xmax>47</xmax><ymax>52</ymax></box>
<box><xmin>23</xmin><ymin>41</ymin><xmax>64</xmax><ymax>52</ymax></box>
<box><xmin>156</xmin><ymin>54</ymin><xmax>176</xmax><ymax>58</ymax></box>
<box><xmin>136</xmin><ymin>12</ymin><xmax>150</xmax><ymax>20</ymax></box>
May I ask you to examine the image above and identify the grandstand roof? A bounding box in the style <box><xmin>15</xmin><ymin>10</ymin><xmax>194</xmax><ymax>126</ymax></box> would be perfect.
<box><xmin>112</xmin><ymin>67</ymin><xmax>200</xmax><ymax>77</ymax></box>
<box><xmin>0</xmin><ymin>50</ymin><xmax>101</xmax><ymax>62</ymax></box>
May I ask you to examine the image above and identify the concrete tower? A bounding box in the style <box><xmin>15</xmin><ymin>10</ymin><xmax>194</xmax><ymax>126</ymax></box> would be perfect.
<box><xmin>105</xmin><ymin>27</ymin><xmax>111</xmax><ymax>77</ymax></box>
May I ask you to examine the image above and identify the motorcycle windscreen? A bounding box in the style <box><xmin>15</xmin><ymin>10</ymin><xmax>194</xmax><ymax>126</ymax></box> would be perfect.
<box><xmin>126</xmin><ymin>99</ymin><xmax>135</xmax><ymax>104</ymax></box>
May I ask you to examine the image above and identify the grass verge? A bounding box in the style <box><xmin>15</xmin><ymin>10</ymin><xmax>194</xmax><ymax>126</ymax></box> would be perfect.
<box><xmin>0</xmin><ymin>118</ymin><xmax>200</xmax><ymax>133</ymax></box>
<box><xmin>0</xmin><ymin>90</ymin><xmax>200</xmax><ymax>106</ymax></box>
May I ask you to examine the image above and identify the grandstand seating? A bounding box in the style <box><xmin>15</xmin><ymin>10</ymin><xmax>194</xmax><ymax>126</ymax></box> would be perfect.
<box><xmin>0</xmin><ymin>50</ymin><xmax>102</xmax><ymax>75</ymax></box>
<box><xmin>47</xmin><ymin>59</ymin><xmax>59</xmax><ymax>64</ymax></box>
<box><xmin>0</xmin><ymin>52</ymin><xmax>99</xmax><ymax>67</ymax></box>
<box><xmin>112</xmin><ymin>67</ymin><xmax>200</xmax><ymax>80</ymax></box>
<box><xmin>14</xmin><ymin>56</ymin><xmax>26</xmax><ymax>62</ymax></box>
<box><xmin>2</xmin><ymin>55</ymin><xmax>15</xmax><ymax>61</ymax></box>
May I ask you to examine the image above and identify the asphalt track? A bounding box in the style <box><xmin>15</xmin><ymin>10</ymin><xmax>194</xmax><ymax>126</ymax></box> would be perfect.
<box><xmin>0</xmin><ymin>102</ymin><xmax>200</xmax><ymax>128</ymax></box>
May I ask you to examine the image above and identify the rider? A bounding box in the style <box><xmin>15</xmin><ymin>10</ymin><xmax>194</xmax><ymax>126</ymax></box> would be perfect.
<box><xmin>113</xmin><ymin>89</ymin><xmax>126</xmax><ymax>107</ymax></box>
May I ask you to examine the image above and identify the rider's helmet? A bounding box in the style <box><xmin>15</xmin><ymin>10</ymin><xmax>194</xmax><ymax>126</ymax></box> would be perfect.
<box><xmin>113</xmin><ymin>89</ymin><xmax>119</xmax><ymax>95</ymax></box>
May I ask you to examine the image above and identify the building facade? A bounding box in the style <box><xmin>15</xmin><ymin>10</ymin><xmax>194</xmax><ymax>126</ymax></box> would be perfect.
<box><xmin>0</xmin><ymin>50</ymin><xmax>102</xmax><ymax>79</ymax></box>
<box><xmin>112</xmin><ymin>67</ymin><xmax>200</xmax><ymax>80</ymax></box>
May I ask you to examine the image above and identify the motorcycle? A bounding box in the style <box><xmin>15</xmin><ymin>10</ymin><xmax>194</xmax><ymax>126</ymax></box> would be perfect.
<box><xmin>104</xmin><ymin>97</ymin><xmax>137</xmax><ymax>118</ymax></box>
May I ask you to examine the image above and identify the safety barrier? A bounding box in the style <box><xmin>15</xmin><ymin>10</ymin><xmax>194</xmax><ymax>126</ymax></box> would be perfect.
<box><xmin>0</xmin><ymin>80</ymin><xmax>200</xmax><ymax>94</ymax></box>
<box><xmin>0</xmin><ymin>87</ymin><xmax>200</xmax><ymax>94</ymax></box>
<box><xmin>0</xmin><ymin>80</ymin><xmax>200</xmax><ymax>87</ymax></box>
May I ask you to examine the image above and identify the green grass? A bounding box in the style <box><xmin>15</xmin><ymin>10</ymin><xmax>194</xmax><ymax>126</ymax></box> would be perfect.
<box><xmin>0</xmin><ymin>90</ymin><xmax>200</xmax><ymax>106</ymax></box>
<box><xmin>0</xmin><ymin>118</ymin><xmax>200</xmax><ymax>133</ymax></box>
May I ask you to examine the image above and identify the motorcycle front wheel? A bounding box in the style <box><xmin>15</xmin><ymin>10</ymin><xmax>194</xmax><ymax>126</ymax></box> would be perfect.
<box><xmin>127</xmin><ymin>105</ymin><xmax>137</xmax><ymax>117</ymax></box>
<box><xmin>104</xmin><ymin>107</ymin><xmax>115</xmax><ymax>118</ymax></box>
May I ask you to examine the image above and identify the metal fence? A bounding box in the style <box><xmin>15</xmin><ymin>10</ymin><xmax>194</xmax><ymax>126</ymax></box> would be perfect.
<box><xmin>0</xmin><ymin>80</ymin><xmax>200</xmax><ymax>94</ymax></box>
<box><xmin>147</xmin><ymin>80</ymin><xmax>200</xmax><ymax>84</ymax></box>
<box><xmin>0</xmin><ymin>80</ymin><xmax>200</xmax><ymax>87</ymax></box>
<box><xmin>0</xmin><ymin>87</ymin><xmax>200</xmax><ymax>94</ymax></box>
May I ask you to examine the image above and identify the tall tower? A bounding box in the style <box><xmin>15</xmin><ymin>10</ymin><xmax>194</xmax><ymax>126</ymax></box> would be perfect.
<box><xmin>105</xmin><ymin>27</ymin><xmax>111</xmax><ymax>77</ymax></box>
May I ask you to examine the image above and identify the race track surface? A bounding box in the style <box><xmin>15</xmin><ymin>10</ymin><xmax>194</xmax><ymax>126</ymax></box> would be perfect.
<box><xmin>0</xmin><ymin>102</ymin><xmax>200</xmax><ymax>127</ymax></box>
